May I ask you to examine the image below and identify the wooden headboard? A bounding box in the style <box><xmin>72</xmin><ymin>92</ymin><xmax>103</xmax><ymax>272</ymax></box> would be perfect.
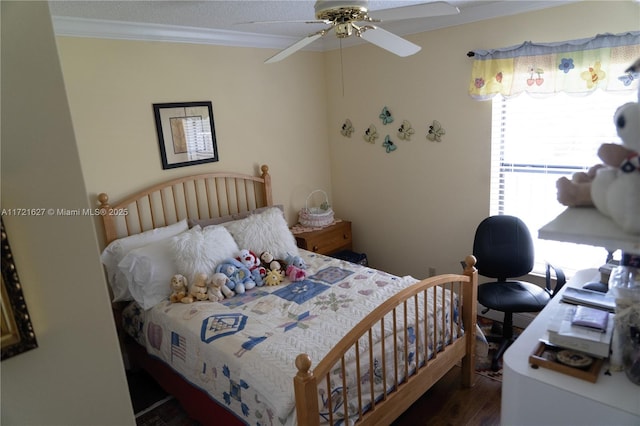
<box><xmin>97</xmin><ymin>165</ymin><xmax>272</xmax><ymax>245</ymax></box>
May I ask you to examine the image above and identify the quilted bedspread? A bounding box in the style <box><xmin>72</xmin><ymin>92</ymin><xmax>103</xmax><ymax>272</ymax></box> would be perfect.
<box><xmin>123</xmin><ymin>251</ymin><xmax>461</xmax><ymax>425</ymax></box>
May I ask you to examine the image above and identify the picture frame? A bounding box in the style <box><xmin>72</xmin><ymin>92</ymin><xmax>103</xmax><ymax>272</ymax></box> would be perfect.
<box><xmin>1</xmin><ymin>218</ymin><xmax>38</xmax><ymax>360</ymax></box>
<box><xmin>153</xmin><ymin>101</ymin><xmax>219</xmax><ymax>169</ymax></box>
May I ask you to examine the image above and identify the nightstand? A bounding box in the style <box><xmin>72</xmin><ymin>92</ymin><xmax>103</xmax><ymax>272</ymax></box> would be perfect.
<box><xmin>293</xmin><ymin>220</ymin><xmax>352</xmax><ymax>255</ymax></box>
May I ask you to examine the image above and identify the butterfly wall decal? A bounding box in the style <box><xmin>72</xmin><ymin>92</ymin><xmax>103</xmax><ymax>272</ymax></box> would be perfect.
<box><xmin>341</xmin><ymin>119</ymin><xmax>354</xmax><ymax>137</ymax></box>
<box><xmin>618</xmin><ymin>73</ymin><xmax>635</xmax><ymax>86</ymax></box>
<box><xmin>618</xmin><ymin>58</ymin><xmax>640</xmax><ymax>86</ymax></box>
<box><xmin>363</xmin><ymin>125</ymin><xmax>379</xmax><ymax>144</ymax></box>
<box><xmin>382</xmin><ymin>135</ymin><xmax>397</xmax><ymax>153</ymax></box>
<box><xmin>379</xmin><ymin>106</ymin><xmax>394</xmax><ymax>125</ymax></box>
<box><xmin>427</xmin><ymin>120</ymin><xmax>445</xmax><ymax>142</ymax></box>
<box><xmin>397</xmin><ymin>120</ymin><xmax>415</xmax><ymax>141</ymax></box>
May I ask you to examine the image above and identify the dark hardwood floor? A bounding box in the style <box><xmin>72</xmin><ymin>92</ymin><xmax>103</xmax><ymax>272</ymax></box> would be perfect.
<box><xmin>393</xmin><ymin>366</ymin><xmax>502</xmax><ymax>426</ymax></box>
<box><xmin>127</xmin><ymin>369</ymin><xmax>169</xmax><ymax>414</ymax></box>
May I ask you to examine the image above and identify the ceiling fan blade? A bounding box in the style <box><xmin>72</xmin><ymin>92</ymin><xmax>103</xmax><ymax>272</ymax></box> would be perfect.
<box><xmin>359</xmin><ymin>26</ymin><xmax>421</xmax><ymax>57</ymax></box>
<box><xmin>368</xmin><ymin>1</ymin><xmax>460</xmax><ymax>21</ymax></box>
<box><xmin>237</xmin><ymin>19</ymin><xmax>331</xmax><ymax>25</ymax></box>
<box><xmin>265</xmin><ymin>31</ymin><xmax>325</xmax><ymax>63</ymax></box>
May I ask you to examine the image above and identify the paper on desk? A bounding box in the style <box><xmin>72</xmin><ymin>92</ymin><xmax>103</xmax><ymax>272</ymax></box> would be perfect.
<box><xmin>550</xmin><ymin>304</ymin><xmax>612</xmax><ymax>342</ymax></box>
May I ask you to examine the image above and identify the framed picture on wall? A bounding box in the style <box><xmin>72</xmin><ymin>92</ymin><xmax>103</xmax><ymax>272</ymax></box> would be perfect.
<box><xmin>153</xmin><ymin>101</ymin><xmax>219</xmax><ymax>169</ymax></box>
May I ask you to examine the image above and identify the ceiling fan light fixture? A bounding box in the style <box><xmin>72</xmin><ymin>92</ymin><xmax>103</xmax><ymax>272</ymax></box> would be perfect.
<box><xmin>335</xmin><ymin>22</ymin><xmax>354</xmax><ymax>38</ymax></box>
<box><xmin>262</xmin><ymin>1</ymin><xmax>458</xmax><ymax>63</ymax></box>
<box><xmin>315</xmin><ymin>1</ymin><xmax>368</xmax><ymax>22</ymax></box>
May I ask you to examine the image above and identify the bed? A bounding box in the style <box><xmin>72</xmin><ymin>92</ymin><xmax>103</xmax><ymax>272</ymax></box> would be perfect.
<box><xmin>98</xmin><ymin>164</ymin><xmax>478</xmax><ymax>426</ymax></box>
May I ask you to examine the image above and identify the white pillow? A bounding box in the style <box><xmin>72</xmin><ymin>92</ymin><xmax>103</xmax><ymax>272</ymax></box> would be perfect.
<box><xmin>117</xmin><ymin>238</ymin><xmax>178</xmax><ymax>310</ymax></box>
<box><xmin>223</xmin><ymin>207</ymin><xmax>298</xmax><ymax>260</ymax></box>
<box><xmin>101</xmin><ymin>219</ymin><xmax>189</xmax><ymax>302</ymax></box>
<box><xmin>172</xmin><ymin>225</ymin><xmax>239</xmax><ymax>282</ymax></box>
<box><xmin>188</xmin><ymin>205</ymin><xmax>285</xmax><ymax>228</ymax></box>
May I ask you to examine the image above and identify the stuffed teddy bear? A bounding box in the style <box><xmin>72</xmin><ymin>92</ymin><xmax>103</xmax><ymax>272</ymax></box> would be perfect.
<box><xmin>556</xmin><ymin>59</ymin><xmax>640</xmax><ymax>234</ymax></box>
<box><xmin>263</xmin><ymin>269</ymin><xmax>284</xmax><ymax>286</ymax></box>
<box><xmin>556</xmin><ymin>83</ymin><xmax>640</xmax><ymax>234</ymax></box>
<box><xmin>181</xmin><ymin>272</ymin><xmax>209</xmax><ymax>303</ymax></box>
<box><xmin>556</xmin><ymin>146</ymin><xmax>635</xmax><ymax>207</ymax></box>
<box><xmin>590</xmin><ymin>99</ymin><xmax>640</xmax><ymax>234</ymax></box>
<box><xmin>169</xmin><ymin>274</ymin><xmax>188</xmax><ymax>303</ymax></box>
<box><xmin>215</xmin><ymin>258</ymin><xmax>256</xmax><ymax>294</ymax></box>
<box><xmin>259</xmin><ymin>251</ymin><xmax>285</xmax><ymax>273</ymax></box>
<box><xmin>556</xmin><ymin>164</ymin><xmax>606</xmax><ymax>207</ymax></box>
<box><xmin>236</xmin><ymin>249</ymin><xmax>266</xmax><ymax>286</ymax></box>
<box><xmin>207</xmin><ymin>272</ymin><xmax>235</xmax><ymax>302</ymax></box>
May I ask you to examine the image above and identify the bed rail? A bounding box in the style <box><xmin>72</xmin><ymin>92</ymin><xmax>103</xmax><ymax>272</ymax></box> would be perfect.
<box><xmin>294</xmin><ymin>255</ymin><xmax>478</xmax><ymax>426</ymax></box>
<box><xmin>98</xmin><ymin>165</ymin><xmax>272</xmax><ymax>244</ymax></box>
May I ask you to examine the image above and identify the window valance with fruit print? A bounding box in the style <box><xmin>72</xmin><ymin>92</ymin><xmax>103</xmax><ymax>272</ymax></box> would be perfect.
<box><xmin>468</xmin><ymin>32</ymin><xmax>640</xmax><ymax>100</ymax></box>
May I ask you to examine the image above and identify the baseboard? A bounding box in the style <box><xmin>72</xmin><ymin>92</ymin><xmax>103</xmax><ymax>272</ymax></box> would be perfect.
<box><xmin>477</xmin><ymin>303</ymin><xmax>537</xmax><ymax>329</ymax></box>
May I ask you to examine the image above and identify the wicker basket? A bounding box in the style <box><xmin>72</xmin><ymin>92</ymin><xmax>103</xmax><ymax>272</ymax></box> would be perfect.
<box><xmin>298</xmin><ymin>190</ymin><xmax>334</xmax><ymax>228</ymax></box>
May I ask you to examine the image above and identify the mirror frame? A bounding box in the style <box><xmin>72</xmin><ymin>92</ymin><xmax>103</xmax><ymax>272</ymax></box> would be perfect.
<box><xmin>1</xmin><ymin>218</ymin><xmax>37</xmax><ymax>360</ymax></box>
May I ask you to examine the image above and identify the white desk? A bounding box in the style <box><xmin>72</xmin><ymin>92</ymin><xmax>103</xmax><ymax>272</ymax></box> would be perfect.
<box><xmin>501</xmin><ymin>269</ymin><xmax>640</xmax><ymax>426</ymax></box>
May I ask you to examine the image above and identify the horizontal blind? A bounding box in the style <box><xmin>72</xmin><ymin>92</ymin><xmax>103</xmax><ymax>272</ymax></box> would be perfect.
<box><xmin>490</xmin><ymin>90</ymin><xmax>636</xmax><ymax>276</ymax></box>
<box><xmin>182</xmin><ymin>116</ymin><xmax>215</xmax><ymax>160</ymax></box>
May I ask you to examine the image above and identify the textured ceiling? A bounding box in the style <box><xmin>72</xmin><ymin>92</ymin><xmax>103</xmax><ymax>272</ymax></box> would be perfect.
<box><xmin>49</xmin><ymin>1</ymin><xmax>576</xmax><ymax>50</ymax></box>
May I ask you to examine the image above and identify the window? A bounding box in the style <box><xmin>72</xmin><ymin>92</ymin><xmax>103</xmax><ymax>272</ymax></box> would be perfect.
<box><xmin>490</xmin><ymin>90</ymin><xmax>636</xmax><ymax>277</ymax></box>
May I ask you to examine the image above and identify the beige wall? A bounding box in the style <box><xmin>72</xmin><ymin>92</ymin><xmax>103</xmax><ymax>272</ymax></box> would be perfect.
<box><xmin>1</xmin><ymin>1</ymin><xmax>638</xmax><ymax>424</ymax></box>
<box><xmin>57</xmin><ymin>1</ymin><xmax>639</xmax><ymax>276</ymax></box>
<box><xmin>325</xmin><ymin>1</ymin><xmax>640</xmax><ymax>278</ymax></box>
<box><xmin>1</xmin><ymin>2</ymin><xmax>133</xmax><ymax>425</ymax></box>
<box><xmin>57</xmin><ymin>37</ymin><xmax>332</xmax><ymax>245</ymax></box>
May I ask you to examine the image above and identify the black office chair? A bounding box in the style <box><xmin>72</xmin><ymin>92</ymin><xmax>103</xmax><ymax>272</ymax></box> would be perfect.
<box><xmin>473</xmin><ymin>215</ymin><xmax>566</xmax><ymax>371</ymax></box>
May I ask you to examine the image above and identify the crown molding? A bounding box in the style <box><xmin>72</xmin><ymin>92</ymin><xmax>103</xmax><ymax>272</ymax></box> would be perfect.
<box><xmin>51</xmin><ymin>1</ymin><xmax>577</xmax><ymax>53</ymax></box>
<box><xmin>52</xmin><ymin>16</ymin><xmax>326</xmax><ymax>51</ymax></box>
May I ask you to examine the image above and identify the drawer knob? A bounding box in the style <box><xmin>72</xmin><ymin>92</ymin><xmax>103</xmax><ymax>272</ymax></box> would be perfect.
<box><xmin>313</xmin><ymin>245</ymin><xmax>319</xmax><ymax>252</ymax></box>
<box><xmin>343</xmin><ymin>234</ymin><xmax>348</xmax><ymax>239</ymax></box>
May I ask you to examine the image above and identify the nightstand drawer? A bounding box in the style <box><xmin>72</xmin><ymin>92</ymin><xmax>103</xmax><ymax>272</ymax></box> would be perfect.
<box><xmin>295</xmin><ymin>221</ymin><xmax>352</xmax><ymax>255</ymax></box>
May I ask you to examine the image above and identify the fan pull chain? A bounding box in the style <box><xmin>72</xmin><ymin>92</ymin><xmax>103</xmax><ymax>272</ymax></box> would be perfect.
<box><xmin>340</xmin><ymin>38</ymin><xmax>345</xmax><ymax>97</ymax></box>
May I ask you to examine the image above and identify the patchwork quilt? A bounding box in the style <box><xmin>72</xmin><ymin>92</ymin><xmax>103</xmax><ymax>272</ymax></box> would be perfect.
<box><xmin>123</xmin><ymin>251</ymin><xmax>462</xmax><ymax>425</ymax></box>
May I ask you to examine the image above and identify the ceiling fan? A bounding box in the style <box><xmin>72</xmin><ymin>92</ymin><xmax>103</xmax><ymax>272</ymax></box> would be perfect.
<box><xmin>259</xmin><ymin>1</ymin><xmax>460</xmax><ymax>63</ymax></box>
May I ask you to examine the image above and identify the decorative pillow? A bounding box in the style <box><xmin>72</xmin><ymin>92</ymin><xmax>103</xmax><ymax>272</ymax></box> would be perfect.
<box><xmin>188</xmin><ymin>205</ymin><xmax>285</xmax><ymax>229</ymax></box>
<box><xmin>171</xmin><ymin>225</ymin><xmax>239</xmax><ymax>282</ymax></box>
<box><xmin>100</xmin><ymin>219</ymin><xmax>188</xmax><ymax>302</ymax></box>
<box><xmin>223</xmin><ymin>207</ymin><xmax>298</xmax><ymax>260</ymax></box>
<box><xmin>117</xmin><ymin>238</ymin><xmax>177</xmax><ymax>310</ymax></box>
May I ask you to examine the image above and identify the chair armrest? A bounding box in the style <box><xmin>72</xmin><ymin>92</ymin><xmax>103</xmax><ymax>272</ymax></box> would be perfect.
<box><xmin>545</xmin><ymin>262</ymin><xmax>566</xmax><ymax>297</ymax></box>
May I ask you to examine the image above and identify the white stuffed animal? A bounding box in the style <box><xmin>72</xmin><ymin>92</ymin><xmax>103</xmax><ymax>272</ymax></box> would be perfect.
<box><xmin>591</xmin><ymin>92</ymin><xmax>640</xmax><ymax>234</ymax></box>
<box><xmin>207</xmin><ymin>272</ymin><xmax>235</xmax><ymax>302</ymax></box>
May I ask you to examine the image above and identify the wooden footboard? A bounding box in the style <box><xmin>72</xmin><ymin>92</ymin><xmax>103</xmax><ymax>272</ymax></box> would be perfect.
<box><xmin>294</xmin><ymin>256</ymin><xmax>478</xmax><ymax>426</ymax></box>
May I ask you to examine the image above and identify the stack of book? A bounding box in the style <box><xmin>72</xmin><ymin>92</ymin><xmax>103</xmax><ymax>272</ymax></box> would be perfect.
<box><xmin>545</xmin><ymin>288</ymin><xmax>616</xmax><ymax>358</ymax></box>
<box><xmin>561</xmin><ymin>287</ymin><xmax>616</xmax><ymax>312</ymax></box>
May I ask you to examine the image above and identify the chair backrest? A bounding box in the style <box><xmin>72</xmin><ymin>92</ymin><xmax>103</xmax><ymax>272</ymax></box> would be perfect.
<box><xmin>473</xmin><ymin>215</ymin><xmax>534</xmax><ymax>281</ymax></box>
